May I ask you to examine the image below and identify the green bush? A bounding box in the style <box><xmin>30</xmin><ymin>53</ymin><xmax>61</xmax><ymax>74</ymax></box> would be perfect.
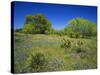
<box><xmin>26</xmin><ymin>52</ymin><xmax>47</xmax><ymax>72</ymax></box>
<box><xmin>73</xmin><ymin>46</ymin><xmax>88</xmax><ymax>59</ymax></box>
<box><xmin>15</xmin><ymin>28</ymin><xmax>22</xmax><ymax>32</ymax></box>
<box><xmin>77</xmin><ymin>40</ymin><xmax>84</xmax><ymax>46</ymax></box>
<box><xmin>68</xmin><ymin>32</ymin><xmax>82</xmax><ymax>38</ymax></box>
<box><xmin>64</xmin><ymin>18</ymin><xmax>97</xmax><ymax>38</ymax></box>
<box><xmin>61</xmin><ymin>38</ymin><xmax>71</xmax><ymax>49</ymax></box>
<box><xmin>75</xmin><ymin>47</ymin><xmax>83</xmax><ymax>54</ymax></box>
<box><xmin>26</xmin><ymin>53</ymin><xmax>65</xmax><ymax>72</ymax></box>
<box><xmin>74</xmin><ymin>40</ymin><xmax>84</xmax><ymax>54</ymax></box>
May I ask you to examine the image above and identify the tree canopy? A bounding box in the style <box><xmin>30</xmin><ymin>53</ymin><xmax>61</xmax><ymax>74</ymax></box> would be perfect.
<box><xmin>64</xmin><ymin>17</ymin><xmax>97</xmax><ymax>37</ymax></box>
<box><xmin>22</xmin><ymin>14</ymin><xmax>51</xmax><ymax>34</ymax></box>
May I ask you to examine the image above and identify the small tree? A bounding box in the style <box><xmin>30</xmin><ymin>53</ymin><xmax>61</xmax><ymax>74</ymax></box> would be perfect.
<box><xmin>64</xmin><ymin>17</ymin><xmax>97</xmax><ymax>37</ymax></box>
<box><xmin>22</xmin><ymin>14</ymin><xmax>52</xmax><ymax>34</ymax></box>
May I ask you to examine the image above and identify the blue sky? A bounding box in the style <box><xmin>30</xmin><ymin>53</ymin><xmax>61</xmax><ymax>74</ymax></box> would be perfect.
<box><xmin>12</xmin><ymin>1</ymin><xmax>97</xmax><ymax>30</ymax></box>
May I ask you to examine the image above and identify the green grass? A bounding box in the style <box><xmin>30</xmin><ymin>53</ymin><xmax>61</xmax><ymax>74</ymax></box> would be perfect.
<box><xmin>14</xmin><ymin>32</ymin><xmax>97</xmax><ymax>73</ymax></box>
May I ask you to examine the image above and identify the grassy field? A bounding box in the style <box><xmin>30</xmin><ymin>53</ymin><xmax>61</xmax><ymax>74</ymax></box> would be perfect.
<box><xmin>14</xmin><ymin>32</ymin><xmax>97</xmax><ymax>73</ymax></box>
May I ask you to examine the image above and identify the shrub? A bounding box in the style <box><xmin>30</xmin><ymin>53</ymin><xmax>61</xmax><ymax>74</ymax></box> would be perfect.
<box><xmin>75</xmin><ymin>47</ymin><xmax>83</xmax><ymax>54</ymax></box>
<box><xmin>26</xmin><ymin>52</ymin><xmax>47</xmax><ymax>72</ymax></box>
<box><xmin>74</xmin><ymin>40</ymin><xmax>84</xmax><ymax>54</ymax></box>
<box><xmin>71</xmin><ymin>40</ymin><xmax>88</xmax><ymax>58</ymax></box>
<box><xmin>68</xmin><ymin>32</ymin><xmax>81</xmax><ymax>38</ymax></box>
<box><xmin>26</xmin><ymin>53</ymin><xmax>64</xmax><ymax>72</ymax></box>
<box><xmin>61</xmin><ymin>38</ymin><xmax>71</xmax><ymax>49</ymax></box>
<box><xmin>47</xmin><ymin>58</ymin><xmax>64</xmax><ymax>71</ymax></box>
<box><xmin>72</xmin><ymin>46</ymin><xmax>89</xmax><ymax>59</ymax></box>
<box><xmin>77</xmin><ymin>40</ymin><xmax>84</xmax><ymax>46</ymax></box>
<box><xmin>75</xmin><ymin>32</ymin><xmax>80</xmax><ymax>38</ymax></box>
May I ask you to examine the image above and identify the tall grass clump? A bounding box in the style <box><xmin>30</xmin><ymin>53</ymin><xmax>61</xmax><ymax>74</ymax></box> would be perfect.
<box><xmin>60</xmin><ymin>38</ymin><xmax>71</xmax><ymax>49</ymax></box>
<box><xmin>26</xmin><ymin>52</ymin><xmax>47</xmax><ymax>72</ymax></box>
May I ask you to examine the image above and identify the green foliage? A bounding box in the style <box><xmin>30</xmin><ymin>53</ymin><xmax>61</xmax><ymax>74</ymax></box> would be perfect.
<box><xmin>15</xmin><ymin>28</ymin><xmax>22</xmax><ymax>32</ymax></box>
<box><xmin>25</xmin><ymin>15</ymin><xmax>33</xmax><ymax>24</ymax></box>
<box><xmin>32</xmin><ymin>14</ymin><xmax>52</xmax><ymax>34</ymax></box>
<box><xmin>46</xmin><ymin>29</ymin><xmax>67</xmax><ymax>36</ymax></box>
<box><xmin>22</xmin><ymin>14</ymin><xmax>52</xmax><ymax>34</ymax></box>
<box><xmin>71</xmin><ymin>40</ymin><xmax>88</xmax><ymax>59</ymax></box>
<box><xmin>77</xmin><ymin>40</ymin><xmax>84</xmax><ymax>46</ymax></box>
<box><xmin>74</xmin><ymin>46</ymin><xmax>86</xmax><ymax>55</ymax></box>
<box><xmin>22</xmin><ymin>24</ymin><xmax>34</xmax><ymax>34</ymax></box>
<box><xmin>64</xmin><ymin>17</ymin><xmax>97</xmax><ymax>38</ymax></box>
<box><xmin>61</xmin><ymin>38</ymin><xmax>71</xmax><ymax>49</ymax></box>
<box><xmin>26</xmin><ymin>52</ymin><xmax>47</xmax><ymax>72</ymax></box>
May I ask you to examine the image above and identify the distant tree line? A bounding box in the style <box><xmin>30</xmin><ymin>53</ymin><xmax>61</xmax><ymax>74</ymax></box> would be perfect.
<box><xmin>15</xmin><ymin>14</ymin><xmax>97</xmax><ymax>38</ymax></box>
